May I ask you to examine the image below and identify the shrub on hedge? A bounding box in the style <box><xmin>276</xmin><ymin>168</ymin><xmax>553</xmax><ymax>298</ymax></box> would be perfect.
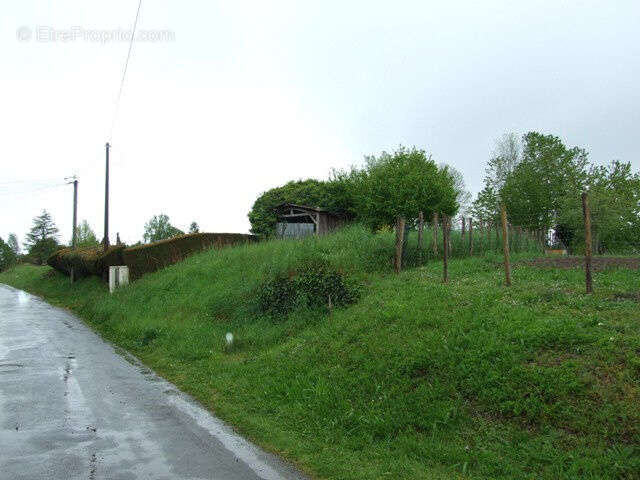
<box><xmin>122</xmin><ymin>233</ymin><xmax>254</xmax><ymax>279</ymax></box>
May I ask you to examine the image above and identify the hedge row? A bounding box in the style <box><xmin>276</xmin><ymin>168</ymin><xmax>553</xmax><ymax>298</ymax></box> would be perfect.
<box><xmin>122</xmin><ymin>233</ymin><xmax>254</xmax><ymax>279</ymax></box>
<box><xmin>47</xmin><ymin>245</ymin><xmax>125</xmax><ymax>279</ymax></box>
<box><xmin>47</xmin><ymin>233</ymin><xmax>254</xmax><ymax>281</ymax></box>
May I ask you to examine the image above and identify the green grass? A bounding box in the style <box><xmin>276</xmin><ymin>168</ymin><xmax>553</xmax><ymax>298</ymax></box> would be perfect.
<box><xmin>1</xmin><ymin>225</ymin><xmax>639</xmax><ymax>479</ymax></box>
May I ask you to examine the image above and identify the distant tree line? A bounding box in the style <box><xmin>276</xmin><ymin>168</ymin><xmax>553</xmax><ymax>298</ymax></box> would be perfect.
<box><xmin>472</xmin><ymin>131</ymin><xmax>640</xmax><ymax>253</ymax></box>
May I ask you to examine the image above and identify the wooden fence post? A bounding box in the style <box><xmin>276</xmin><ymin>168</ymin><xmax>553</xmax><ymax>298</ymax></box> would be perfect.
<box><xmin>443</xmin><ymin>215</ymin><xmax>449</xmax><ymax>283</ymax></box>
<box><xmin>417</xmin><ymin>211</ymin><xmax>424</xmax><ymax>264</ymax></box>
<box><xmin>432</xmin><ymin>212</ymin><xmax>439</xmax><ymax>256</ymax></box>
<box><xmin>501</xmin><ymin>205</ymin><xmax>511</xmax><ymax>287</ymax></box>
<box><xmin>582</xmin><ymin>192</ymin><xmax>593</xmax><ymax>293</ymax></box>
<box><xmin>469</xmin><ymin>218</ymin><xmax>473</xmax><ymax>256</ymax></box>
<box><xmin>394</xmin><ymin>216</ymin><xmax>406</xmax><ymax>273</ymax></box>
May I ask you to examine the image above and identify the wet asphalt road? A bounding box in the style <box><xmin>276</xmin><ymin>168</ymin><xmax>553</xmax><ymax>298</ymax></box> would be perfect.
<box><xmin>0</xmin><ymin>285</ymin><xmax>307</xmax><ymax>480</ymax></box>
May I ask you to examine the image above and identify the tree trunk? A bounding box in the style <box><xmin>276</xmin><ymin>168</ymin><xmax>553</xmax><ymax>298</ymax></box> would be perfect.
<box><xmin>469</xmin><ymin>218</ymin><xmax>473</xmax><ymax>255</ymax></box>
<box><xmin>394</xmin><ymin>216</ymin><xmax>406</xmax><ymax>273</ymax></box>
<box><xmin>461</xmin><ymin>217</ymin><xmax>466</xmax><ymax>239</ymax></box>
<box><xmin>432</xmin><ymin>212</ymin><xmax>439</xmax><ymax>256</ymax></box>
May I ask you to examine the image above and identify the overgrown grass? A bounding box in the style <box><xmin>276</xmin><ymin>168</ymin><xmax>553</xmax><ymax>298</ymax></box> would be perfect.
<box><xmin>1</xmin><ymin>225</ymin><xmax>638</xmax><ymax>479</ymax></box>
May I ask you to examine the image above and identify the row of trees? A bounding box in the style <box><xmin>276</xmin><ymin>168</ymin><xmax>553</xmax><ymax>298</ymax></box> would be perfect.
<box><xmin>250</xmin><ymin>146</ymin><xmax>465</xmax><ymax>271</ymax></box>
<box><xmin>471</xmin><ymin>132</ymin><xmax>640</xmax><ymax>253</ymax></box>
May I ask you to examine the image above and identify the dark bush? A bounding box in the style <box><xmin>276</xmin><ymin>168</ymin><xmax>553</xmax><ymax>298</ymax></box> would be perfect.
<box><xmin>258</xmin><ymin>260</ymin><xmax>359</xmax><ymax>317</ymax></box>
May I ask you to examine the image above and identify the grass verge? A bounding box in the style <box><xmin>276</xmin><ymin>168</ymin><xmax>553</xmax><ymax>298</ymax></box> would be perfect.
<box><xmin>1</xmin><ymin>226</ymin><xmax>639</xmax><ymax>479</ymax></box>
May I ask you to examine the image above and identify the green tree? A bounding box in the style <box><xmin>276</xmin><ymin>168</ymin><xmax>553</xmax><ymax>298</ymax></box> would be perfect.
<box><xmin>501</xmin><ymin>132</ymin><xmax>588</xmax><ymax>234</ymax></box>
<box><xmin>189</xmin><ymin>221</ymin><xmax>200</xmax><ymax>234</ymax></box>
<box><xmin>25</xmin><ymin>210</ymin><xmax>59</xmax><ymax>249</ymax></box>
<box><xmin>471</xmin><ymin>185</ymin><xmax>500</xmax><ymax>227</ymax></box>
<box><xmin>7</xmin><ymin>233</ymin><xmax>20</xmax><ymax>255</ymax></box>
<box><xmin>76</xmin><ymin>220</ymin><xmax>99</xmax><ymax>247</ymax></box>
<box><xmin>485</xmin><ymin>132</ymin><xmax>521</xmax><ymax>191</ymax></box>
<box><xmin>558</xmin><ymin>161</ymin><xmax>640</xmax><ymax>253</ymax></box>
<box><xmin>143</xmin><ymin>214</ymin><xmax>184</xmax><ymax>243</ymax></box>
<box><xmin>29</xmin><ymin>238</ymin><xmax>59</xmax><ymax>265</ymax></box>
<box><xmin>0</xmin><ymin>237</ymin><xmax>17</xmax><ymax>271</ymax></box>
<box><xmin>357</xmin><ymin>146</ymin><xmax>458</xmax><ymax>271</ymax></box>
<box><xmin>24</xmin><ymin>210</ymin><xmax>59</xmax><ymax>263</ymax></box>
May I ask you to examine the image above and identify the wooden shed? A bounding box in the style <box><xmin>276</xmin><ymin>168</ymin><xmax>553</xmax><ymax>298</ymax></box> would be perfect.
<box><xmin>275</xmin><ymin>203</ymin><xmax>345</xmax><ymax>239</ymax></box>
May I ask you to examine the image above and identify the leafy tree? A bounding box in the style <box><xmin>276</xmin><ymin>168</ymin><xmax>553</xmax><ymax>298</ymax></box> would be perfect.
<box><xmin>28</xmin><ymin>238</ymin><xmax>59</xmax><ymax>265</ymax></box>
<box><xmin>357</xmin><ymin>146</ymin><xmax>458</xmax><ymax>271</ymax></box>
<box><xmin>485</xmin><ymin>132</ymin><xmax>521</xmax><ymax>191</ymax></box>
<box><xmin>7</xmin><ymin>233</ymin><xmax>20</xmax><ymax>255</ymax></box>
<box><xmin>558</xmin><ymin>160</ymin><xmax>640</xmax><ymax>253</ymax></box>
<box><xmin>189</xmin><ymin>221</ymin><xmax>200</xmax><ymax>234</ymax></box>
<box><xmin>501</xmin><ymin>132</ymin><xmax>588</xmax><ymax>234</ymax></box>
<box><xmin>143</xmin><ymin>214</ymin><xmax>184</xmax><ymax>243</ymax></box>
<box><xmin>25</xmin><ymin>210</ymin><xmax>59</xmax><ymax>250</ymax></box>
<box><xmin>0</xmin><ymin>237</ymin><xmax>17</xmax><ymax>271</ymax></box>
<box><xmin>76</xmin><ymin>220</ymin><xmax>99</xmax><ymax>247</ymax></box>
<box><xmin>471</xmin><ymin>185</ymin><xmax>500</xmax><ymax>227</ymax></box>
<box><xmin>446</xmin><ymin>165</ymin><xmax>471</xmax><ymax>217</ymax></box>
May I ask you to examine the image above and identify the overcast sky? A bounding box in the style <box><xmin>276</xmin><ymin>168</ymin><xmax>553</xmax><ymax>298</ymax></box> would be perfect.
<box><xmin>2</xmin><ymin>1</ymin><xmax>639</xmax><ymax>247</ymax></box>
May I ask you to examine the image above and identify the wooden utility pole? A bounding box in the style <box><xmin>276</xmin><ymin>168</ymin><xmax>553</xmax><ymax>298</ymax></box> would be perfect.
<box><xmin>582</xmin><ymin>192</ymin><xmax>593</xmax><ymax>293</ymax></box>
<box><xmin>432</xmin><ymin>212</ymin><xmax>439</xmax><ymax>256</ymax></box>
<box><xmin>66</xmin><ymin>176</ymin><xmax>78</xmax><ymax>249</ymax></box>
<box><xmin>103</xmin><ymin>142</ymin><xmax>110</xmax><ymax>251</ymax></box>
<box><xmin>442</xmin><ymin>216</ymin><xmax>449</xmax><ymax>283</ymax></box>
<box><xmin>469</xmin><ymin>218</ymin><xmax>473</xmax><ymax>255</ymax></box>
<box><xmin>394</xmin><ymin>216</ymin><xmax>406</xmax><ymax>273</ymax></box>
<box><xmin>501</xmin><ymin>205</ymin><xmax>511</xmax><ymax>286</ymax></box>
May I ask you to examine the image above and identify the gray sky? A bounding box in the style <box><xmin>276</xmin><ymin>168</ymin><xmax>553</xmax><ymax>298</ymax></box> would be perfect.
<box><xmin>2</xmin><ymin>1</ymin><xmax>639</xmax><ymax>247</ymax></box>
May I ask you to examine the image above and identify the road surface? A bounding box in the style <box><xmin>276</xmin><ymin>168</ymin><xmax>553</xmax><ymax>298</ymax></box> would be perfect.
<box><xmin>0</xmin><ymin>285</ymin><xmax>307</xmax><ymax>480</ymax></box>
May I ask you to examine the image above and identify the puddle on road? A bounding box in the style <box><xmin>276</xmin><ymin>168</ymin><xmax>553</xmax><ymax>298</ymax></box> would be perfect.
<box><xmin>17</xmin><ymin>290</ymin><xmax>30</xmax><ymax>305</ymax></box>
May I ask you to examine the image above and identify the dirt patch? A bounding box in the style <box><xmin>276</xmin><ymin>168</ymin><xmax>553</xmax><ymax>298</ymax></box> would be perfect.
<box><xmin>527</xmin><ymin>256</ymin><xmax>640</xmax><ymax>271</ymax></box>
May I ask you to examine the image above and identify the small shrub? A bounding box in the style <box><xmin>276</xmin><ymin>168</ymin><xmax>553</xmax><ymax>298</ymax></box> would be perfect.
<box><xmin>258</xmin><ymin>260</ymin><xmax>359</xmax><ymax>317</ymax></box>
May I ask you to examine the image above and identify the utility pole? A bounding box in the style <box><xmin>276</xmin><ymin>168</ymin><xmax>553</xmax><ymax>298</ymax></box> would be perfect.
<box><xmin>103</xmin><ymin>142</ymin><xmax>110</xmax><ymax>251</ymax></box>
<box><xmin>65</xmin><ymin>176</ymin><xmax>79</xmax><ymax>248</ymax></box>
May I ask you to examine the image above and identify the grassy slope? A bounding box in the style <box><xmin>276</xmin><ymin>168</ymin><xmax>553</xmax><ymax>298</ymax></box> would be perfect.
<box><xmin>1</xmin><ymin>226</ymin><xmax>639</xmax><ymax>479</ymax></box>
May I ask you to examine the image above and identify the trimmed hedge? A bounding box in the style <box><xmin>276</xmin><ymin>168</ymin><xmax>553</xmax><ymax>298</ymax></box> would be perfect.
<box><xmin>122</xmin><ymin>233</ymin><xmax>254</xmax><ymax>279</ymax></box>
<box><xmin>48</xmin><ymin>233</ymin><xmax>254</xmax><ymax>282</ymax></box>
<box><xmin>48</xmin><ymin>246</ymin><xmax>125</xmax><ymax>279</ymax></box>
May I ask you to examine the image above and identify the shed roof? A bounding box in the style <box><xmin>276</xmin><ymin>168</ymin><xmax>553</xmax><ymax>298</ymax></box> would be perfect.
<box><xmin>275</xmin><ymin>203</ymin><xmax>331</xmax><ymax>214</ymax></box>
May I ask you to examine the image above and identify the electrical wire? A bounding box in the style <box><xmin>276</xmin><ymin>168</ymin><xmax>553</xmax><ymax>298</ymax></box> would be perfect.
<box><xmin>109</xmin><ymin>0</ymin><xmax>143</xmax><ymax>142</ymax></box>
<box><xmin>0</xmin><ymin>183</ymin><xmax>67</xmax><ymax>197</ymax></box>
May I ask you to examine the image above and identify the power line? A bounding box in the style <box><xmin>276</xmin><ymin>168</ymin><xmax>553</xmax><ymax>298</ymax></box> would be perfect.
<box><xmin>0</xmin><ymin>182</ymin><xmax>67</xmax><ymax>197</ymax></box>
<box><xmin>0</xmin><ymin>179</ymin><xmax>62</xmax><ymax>186</ymax></box>
<box><xmin>109</xmin><ymin>0</ymin><xmax>143</xmax><ymax>142</ymax></box>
